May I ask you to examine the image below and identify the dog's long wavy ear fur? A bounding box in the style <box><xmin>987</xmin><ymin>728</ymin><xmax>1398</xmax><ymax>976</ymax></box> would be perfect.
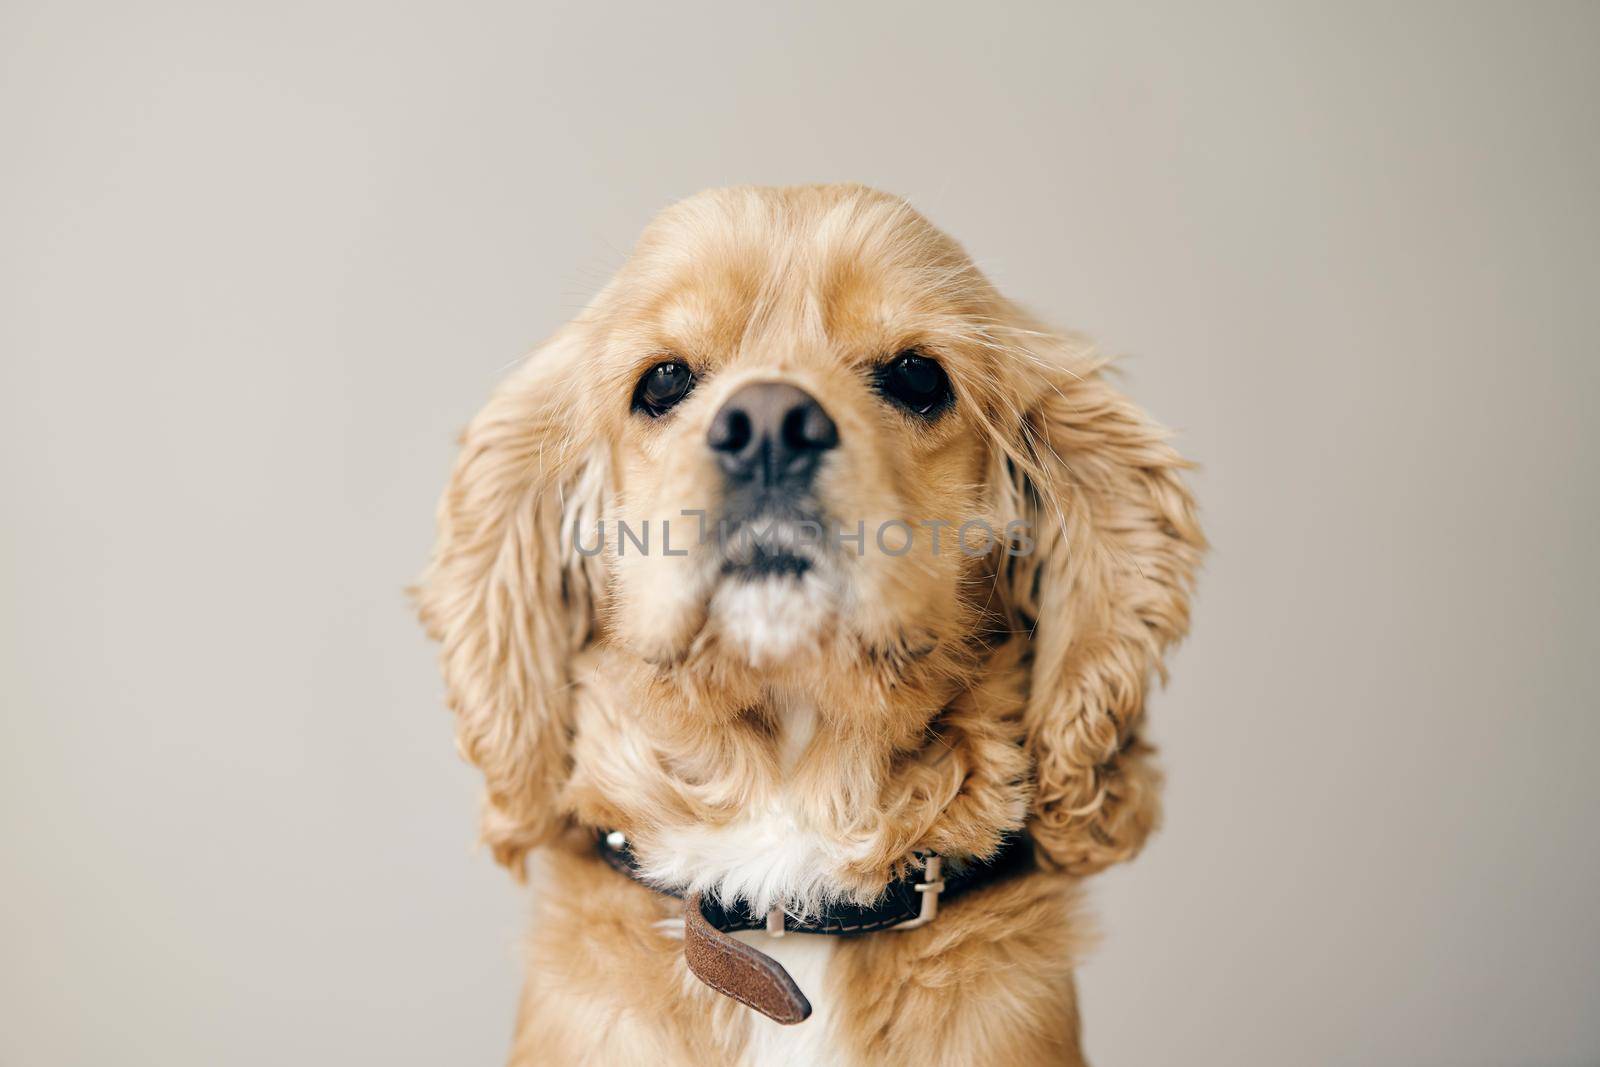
<box><xmin>990</xmin><ymin>325</ymin><xmax>1205</xmax><ymax>876</ymax></box>
<box><xmin>414</xmin><ymin>327</ymin><xmax>605</xmax><ymax>877</ymax></box>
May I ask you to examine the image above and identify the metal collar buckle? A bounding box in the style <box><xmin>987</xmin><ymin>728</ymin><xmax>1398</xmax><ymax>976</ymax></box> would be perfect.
<box><xmin>763</xmin><ymin>855</ymin><xmax>947</xmax><ymax>937</ymax></box>
<box><xmin>893</xmin><ymin>855</ymin><xmax>945</xmax><ymax>931</ymax></box>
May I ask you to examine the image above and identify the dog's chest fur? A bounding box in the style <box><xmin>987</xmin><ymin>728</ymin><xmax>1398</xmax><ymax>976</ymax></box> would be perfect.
<box><xmin>637</xmin><ymin>691</ymin><xmax>868</xmax><ymax>916</ymax></box>
<box><xmin>665</xmin><ymin>692</ymin><xmax>847</xmax><ymax>1063</ymax></box>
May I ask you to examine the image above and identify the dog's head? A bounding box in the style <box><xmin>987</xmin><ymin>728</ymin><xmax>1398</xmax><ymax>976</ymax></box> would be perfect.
<box><xmin>417</xmin><ymin>185</ymin><xmax>1203</xmax><ymax>875</ymax></box>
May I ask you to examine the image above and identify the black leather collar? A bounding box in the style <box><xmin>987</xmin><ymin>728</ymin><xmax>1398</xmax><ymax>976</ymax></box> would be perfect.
<box><xmin>596</xmin><ymin>828</ymin><xmax>1035</xmax><ymax>935</ymax></box>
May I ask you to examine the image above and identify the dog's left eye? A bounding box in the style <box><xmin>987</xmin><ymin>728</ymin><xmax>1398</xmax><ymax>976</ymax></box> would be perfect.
<box><xmin>632</xmin><ymin>360</ymin><xmax>696</xmax><ymax>416</ymax></box>
<box><xmin>877</xmin><ymin>350</ymin><xmax>954</xmax><ymax>417</ymax></box>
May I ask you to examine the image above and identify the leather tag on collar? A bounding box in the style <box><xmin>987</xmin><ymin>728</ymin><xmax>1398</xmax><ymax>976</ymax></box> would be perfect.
<box><xmin>684</xmin><ymin>892</ymin><xmax>812</xmax><ymax>1025</ymax></box>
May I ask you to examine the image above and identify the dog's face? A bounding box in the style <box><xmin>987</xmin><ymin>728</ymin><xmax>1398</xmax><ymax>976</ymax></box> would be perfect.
<box><xmin>418</xmin><ymin>184</ymin><xmax>1203</xmax><ymax>877</ymax></box>
<box><xmin>591</xmin><ymin>188</ymin><xmax>1008</xmax><ymax>673</ymax></box>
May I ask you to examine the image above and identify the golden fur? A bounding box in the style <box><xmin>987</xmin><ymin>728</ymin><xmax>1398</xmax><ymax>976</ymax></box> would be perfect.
<box><xmin>416</xmin><ymin>184</ymin><xmax>1204</xmax><ymax>1065</ymax></box>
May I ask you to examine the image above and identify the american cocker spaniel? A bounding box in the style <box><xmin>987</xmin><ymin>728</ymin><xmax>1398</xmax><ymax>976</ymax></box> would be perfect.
<box><xmin>416</xmin><ymin>183</ymin><xmax>1204</xmax><ymax>1065</ymax></box>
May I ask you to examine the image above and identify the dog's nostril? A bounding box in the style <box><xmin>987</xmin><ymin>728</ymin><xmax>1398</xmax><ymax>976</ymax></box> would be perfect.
<box><xmin>708</xmin><ymin>409</ymin><xmax>752</xmax><ymax>454</ymax></box>
<box><xmin>783</xmin><ymin>404</ymin><xmax>839</xmax><ymax>453</ymax></box>
<box><xmin>806</xmin><ymin>405</ymin><xmax>838</xmax><ymax>450</ymax></box>
<box><xmin>781</xmin><ymin>408</ymin><xmax>808</xmax><ymax>453</ymax></box>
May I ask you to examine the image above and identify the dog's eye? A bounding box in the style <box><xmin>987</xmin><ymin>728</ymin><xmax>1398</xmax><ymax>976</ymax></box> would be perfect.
<box><xmin>877</xmin><ymin>350</ymin><xmax>953</xmax><ymax>417</ymax></box>
<box><xmin>632</xmin><ymin>360</ymin><xmax>696</xmax><ymax>417</ymax></box>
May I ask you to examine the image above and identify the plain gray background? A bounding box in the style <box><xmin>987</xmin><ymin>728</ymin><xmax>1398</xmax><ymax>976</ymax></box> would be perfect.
<box><xmin>3</xmin><ymin>2</ymin><xmax>1597</xmax><ymax>1064</ymax></box>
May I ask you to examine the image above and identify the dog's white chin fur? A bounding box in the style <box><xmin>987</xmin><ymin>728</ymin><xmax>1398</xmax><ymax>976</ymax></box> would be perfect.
<box><xmin>709</xmin><ymin>571</ymin><xmax>835</xmax><ymax>669</ymax></box>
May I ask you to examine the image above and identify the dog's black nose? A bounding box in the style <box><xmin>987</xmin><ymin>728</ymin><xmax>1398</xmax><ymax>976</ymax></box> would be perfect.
<box><xmin>707</xmin><ymin>381</ymin><xmax>838</xmax><ymax>488</ymax></box>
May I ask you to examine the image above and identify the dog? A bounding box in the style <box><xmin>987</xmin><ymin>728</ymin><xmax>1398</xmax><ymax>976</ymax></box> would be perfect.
<box><xmin>416</xmin><ymin>184</ymin><xmax>1203</xmax><ymax>1065</ymax></box>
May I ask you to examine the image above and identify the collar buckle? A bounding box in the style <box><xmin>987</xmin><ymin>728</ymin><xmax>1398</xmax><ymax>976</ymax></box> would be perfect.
<box><xmin>892</xmin><ymin>855</ymin><xmax>945</xmax><ymax>931</ymax></box>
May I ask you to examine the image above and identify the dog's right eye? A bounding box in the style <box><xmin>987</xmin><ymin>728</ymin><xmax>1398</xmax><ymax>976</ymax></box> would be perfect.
<box><xmin>632</xmin><ymin>360</ymin><xmax>696</xmax><ymax>417</ymax></box>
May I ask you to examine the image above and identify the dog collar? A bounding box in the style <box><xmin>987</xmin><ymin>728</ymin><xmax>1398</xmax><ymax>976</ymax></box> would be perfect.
<box><xmin>596</xmin><ymin>828</ymin><xmax>1034</xmax><ymax>1024</ymax></box>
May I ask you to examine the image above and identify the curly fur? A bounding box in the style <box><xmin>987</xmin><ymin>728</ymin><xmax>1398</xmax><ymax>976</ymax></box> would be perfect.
<box><xmin>415</xmin><ymin>184</ymin><xmax>1204</xmax><ymax>1065</ymax></box>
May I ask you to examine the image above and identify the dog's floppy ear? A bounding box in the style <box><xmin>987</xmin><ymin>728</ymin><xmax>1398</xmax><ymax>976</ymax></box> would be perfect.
<box><xmin>415</xmin><ymin>326</ymin><xmax>606</xmax><ymax>876</ymax></box>
<box><xmin>991</xmin><ymin>325</ymin><xmax>1205</xmax><ymax>876</ymax></box>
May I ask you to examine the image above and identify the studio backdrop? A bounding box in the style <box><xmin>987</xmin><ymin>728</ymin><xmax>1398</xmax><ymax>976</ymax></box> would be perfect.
<box><xmin>3</xmin><ymin>2</ymin><xmax>1596</xmax><ymax>1064</ymax></box>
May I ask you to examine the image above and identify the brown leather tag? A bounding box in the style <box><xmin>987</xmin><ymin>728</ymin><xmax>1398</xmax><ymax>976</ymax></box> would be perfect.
<box><xmin>683</xmin><ymin>892</ymin><xmax>813</xmax><ymax>1025</ymax></box>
